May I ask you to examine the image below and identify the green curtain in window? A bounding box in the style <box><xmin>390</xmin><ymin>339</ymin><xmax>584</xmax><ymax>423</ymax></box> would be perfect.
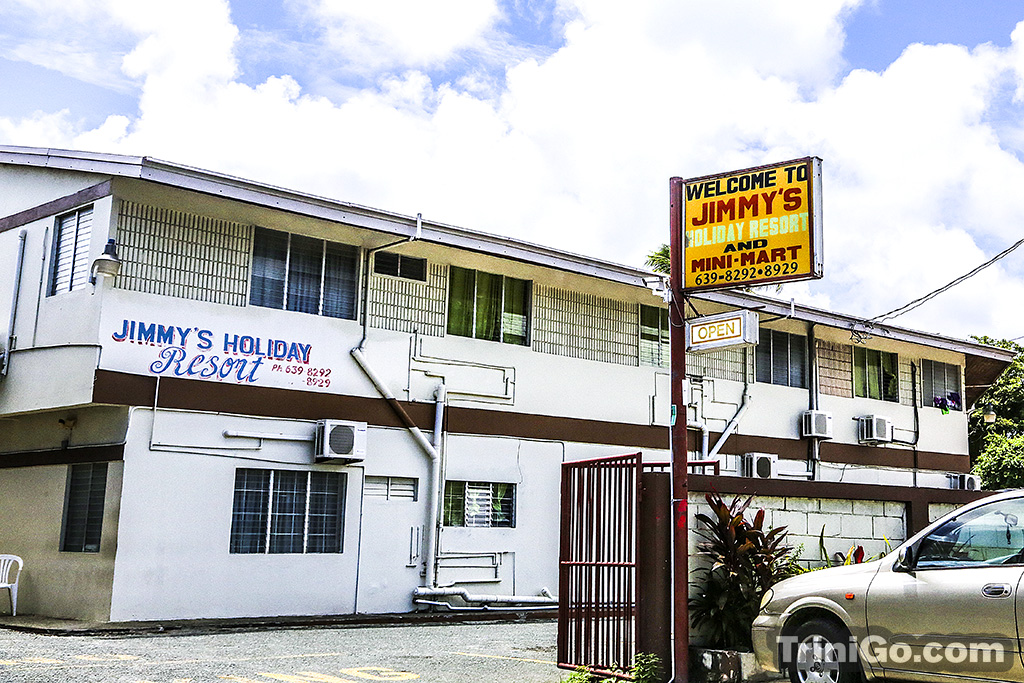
<box><xmin>475</xmin><ymin>271</ymin><xmax>503</xmax><ymax>342</ymax></box>
<box><xmin>447</xmin><ymin>267</ymin><xmax>476</xmax><ymax>338</ymax></box>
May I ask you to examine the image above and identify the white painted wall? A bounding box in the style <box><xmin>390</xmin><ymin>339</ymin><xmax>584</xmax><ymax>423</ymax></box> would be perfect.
<box><xmin>0</xmin><ymin>461</ymin><xmax>121</xmax><ymax>621</ymax></box>
<box><xmin>109</xmin><ymin>410</ymin><xmax>363</xmax><ymax>621</ymax></box>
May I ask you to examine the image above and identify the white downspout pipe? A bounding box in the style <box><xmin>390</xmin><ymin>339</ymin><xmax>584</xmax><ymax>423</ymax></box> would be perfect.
<box><xmin>3</xmin><ymin>230</ymin><xmax>28</xmax><ymax>377</ymax></box>
<box><xmin>350</xmin><ymin>347</ymin><xmax>440</xmax><ymax>589</ymax></box>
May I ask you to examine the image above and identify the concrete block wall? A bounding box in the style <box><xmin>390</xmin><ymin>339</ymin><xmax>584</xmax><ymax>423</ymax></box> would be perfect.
<box><xmin>687</xmin><ymin>492</ymin><xmax>907</xmax><ymax>572</ymax></box>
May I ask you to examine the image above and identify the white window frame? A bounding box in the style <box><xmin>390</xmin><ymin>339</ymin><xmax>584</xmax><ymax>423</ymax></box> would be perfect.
<box><xmin>49</xmin><ymin>205</ymin><xmax>94</xmax><ymax>295</ymax></box>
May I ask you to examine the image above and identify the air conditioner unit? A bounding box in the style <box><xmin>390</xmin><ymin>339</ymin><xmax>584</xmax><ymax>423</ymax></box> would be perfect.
<box><xmin>949</xmin><ymin>473</ymin><xmax>982</xmax><ymax>491</ymax></box>
<box><xmin>856</xmin><ymin>415</ymin><xmax>893</xmax><ymax>445</ymax></box>
<box><xmin>800</xmin><ymin>410</ymin><xmax>834</xmax><ymax>439</ymax></box>
<box><xmin>314</xmin><ymin>420</ymin><xmax>367</xmax><ymax>464</ymax></box>
<box><xmin>742</xmin><ymin>452</ymin><xmax>778</xmax><ymax>479</ymax></box>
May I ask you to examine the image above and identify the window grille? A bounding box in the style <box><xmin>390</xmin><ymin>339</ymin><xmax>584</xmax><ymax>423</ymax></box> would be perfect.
<box><xmin>61</xmin><ymin>462</ymin><xmax>107</xmax><ymax>552</ymax></box>
<box><xmin>818</xmin><ymin>340</ymin><xmax>853</xmax><ymax>397</ymax></box>
<box><xmin>251</xmin><ymin>227</ymin><xmax>359</xmax><ymax>319</ymax></box>
<box><xmin>115</xmin><ymin>201</ymin><xmax>251</xmax><ymax>306</ymax></box>
<box><xmin>50</xmin><ymin>206</ymin><xmax>93</xmax><ymax>295</ymax></box>
<box><xmin>756</xmin><ymin>330</ymin><xmax>808</xmax><ymax>388</ymax></box>
<box><xmin>688</xmin><ymin>346</ymin><xmax>748</xmax><ymax>382</ymax></box>
<box><xmin>368</xmin><ymin>262</ymin><xmax>447</xmax><ymax>336</ymax></box>
<box><xmin>229</xmin><ymin>469</ymin><xmax>347</xmax><ymax>554</ymax></box>
<box><xmin>442</xmin><ymin>481</ymin><xmax>515</xmax><ymax>528</ymax></box>
<box><xmin>920</xmin><ymin>359</ymin><xmax>962</xmax><ymax>411</ymax></box>
<box><xmin>365</xmin><ymin>476</ymin><xmax>419</xmax><ymax>501</ymax></box>
<box><xmin>532</xmin><ymin>285</ymin><xmax>638</xmax><ymax>365</ymax></box>
<box><xmin>447</xmin><ymin>267</ymin><xmax>530</xmax><ymax>346</ymax></box>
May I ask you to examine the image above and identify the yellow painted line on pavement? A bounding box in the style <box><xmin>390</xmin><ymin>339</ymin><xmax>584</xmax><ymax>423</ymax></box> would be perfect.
<box><xmin>0</xmin><ymin>651</ymin><xmax>353</xmax><ymax>671</ymax></box>
<box><xmin>452</xmin><ymin>651</ymin><xmax>557</xmax><ymax>665</ymax></box>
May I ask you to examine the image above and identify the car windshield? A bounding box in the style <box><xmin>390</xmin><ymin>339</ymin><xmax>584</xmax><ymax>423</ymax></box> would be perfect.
<box><xmin>916</xmin><ymin>499</ymin><xmax>1024</xmax><ymax>569</ymax></box>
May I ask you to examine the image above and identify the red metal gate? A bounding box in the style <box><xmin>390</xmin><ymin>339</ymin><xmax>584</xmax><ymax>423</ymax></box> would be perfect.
<box><xmin>557</xmin><ymin>453</ymin><xmax>641</xmax><ymax>679</ymax></box>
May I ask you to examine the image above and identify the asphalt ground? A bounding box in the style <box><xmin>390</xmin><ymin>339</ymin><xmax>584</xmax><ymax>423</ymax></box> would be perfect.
<box><xmin>0</xmin><ymin>618</ymin><xmax>565</xmax><ymax>683</ymax></box>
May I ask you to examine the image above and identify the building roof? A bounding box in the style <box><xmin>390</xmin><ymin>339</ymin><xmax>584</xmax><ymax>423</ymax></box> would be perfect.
<box><xmin>0</xmin><ymin>144</ymin><xmax>1016</xmax><ymax>403</ymax></box>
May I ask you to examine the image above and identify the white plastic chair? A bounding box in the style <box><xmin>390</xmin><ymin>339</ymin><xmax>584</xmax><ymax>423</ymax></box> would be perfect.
<box><xmin>0</xmin><ymin>555</ymin><xmax>23</xmax><ymax>616</ymax></box>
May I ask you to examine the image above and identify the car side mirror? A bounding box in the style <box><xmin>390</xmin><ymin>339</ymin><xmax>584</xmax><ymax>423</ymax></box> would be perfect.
<box><xmin>893</xmin><ymin>545</ymin><xmax>915</xmax><ymax>573</ymax></box>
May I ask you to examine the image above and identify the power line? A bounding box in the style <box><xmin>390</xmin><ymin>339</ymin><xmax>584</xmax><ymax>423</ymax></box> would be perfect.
<box><xmin>867</xmin><ymin>236</ymin><xmax>1024</xmax><ymax>325</ymax></box>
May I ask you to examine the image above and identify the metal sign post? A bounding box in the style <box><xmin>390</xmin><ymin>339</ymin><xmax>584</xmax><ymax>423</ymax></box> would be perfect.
<box><xmin>669</xmin><ymin>157</ymin><xmax>822</xmax><ymax>681</ymax></box>
<box><xmin>667</xmin><ymin>177</ymin><xmax>689</xmax><ymax>683</ymax></box>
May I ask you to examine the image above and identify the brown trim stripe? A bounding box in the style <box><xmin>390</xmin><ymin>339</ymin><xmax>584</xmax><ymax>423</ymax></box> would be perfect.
<box><xmin>0</xmin><ymin>444</ymin><xmax>124</xmax><ymax>469</ymax></box>
<box><xmin>0</xmin><ymin>181</ymin><xmax>112</xmax><ymax>234</ymax></box>
<box><xmin>91</xmin><ymin>370</ymin><xmax>967</xmax><ymax>468</ymax></box>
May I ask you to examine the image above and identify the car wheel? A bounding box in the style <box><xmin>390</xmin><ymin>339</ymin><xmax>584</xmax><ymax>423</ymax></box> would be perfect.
<box><xmin>787</xmin><ymin>618</ymin><xmax>861</xmax><ymax>683</ymax></box>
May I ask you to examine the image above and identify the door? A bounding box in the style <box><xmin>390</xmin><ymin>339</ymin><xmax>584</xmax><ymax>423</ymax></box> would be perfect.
<box><xmin>865</xmin><ymin>496</ymin><xmax>1024</xmax><ymax>682</ymax></box>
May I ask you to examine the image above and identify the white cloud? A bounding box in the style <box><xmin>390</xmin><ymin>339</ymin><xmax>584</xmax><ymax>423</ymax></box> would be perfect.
<box><xmin>3</xmin><ymin>0</ymin><xmax>1024</xmax><ymax>341</ymax></box>
<box><xmin>299</xmin><ymin>0</ymin><xmax>502</xmax><ymax>71</ymax></box>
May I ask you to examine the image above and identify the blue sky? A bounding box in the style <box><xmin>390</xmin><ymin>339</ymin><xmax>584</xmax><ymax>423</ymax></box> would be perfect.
<box><xmin>2</xmin><ymin>0</ymin><xmax>1024</xmax><ymax>341</ymax></box>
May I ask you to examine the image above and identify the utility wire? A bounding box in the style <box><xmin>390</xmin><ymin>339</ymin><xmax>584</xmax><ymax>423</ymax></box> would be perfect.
<box><xmin>867</xmin><ymin>236</ymin><xmax>1024</xmax><ymax>325</ymax></box>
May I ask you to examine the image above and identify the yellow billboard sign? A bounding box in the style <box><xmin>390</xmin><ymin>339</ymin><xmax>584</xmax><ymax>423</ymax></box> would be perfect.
<box><xmin>681</xmin><ymin>157</ymin><xmax>822</xmax><ymax>291</ymax></box>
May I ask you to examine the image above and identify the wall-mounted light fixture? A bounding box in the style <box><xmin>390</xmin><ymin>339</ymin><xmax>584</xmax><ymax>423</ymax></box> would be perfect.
<box><xmin>983</xmin><ymin>404</ymin><xmax>997</xmax><ymax>424</ymax></box>
<box><xmin>90</xmin><ymin>239</ymin><xmax>122</xmax><ymax>285</ymax></box>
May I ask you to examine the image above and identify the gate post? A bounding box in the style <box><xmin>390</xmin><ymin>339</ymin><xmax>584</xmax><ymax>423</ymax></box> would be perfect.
<box><xmin>638</xmin><ymin>470</ymin><xmax>672</xmax><ymax>681</ymax></box>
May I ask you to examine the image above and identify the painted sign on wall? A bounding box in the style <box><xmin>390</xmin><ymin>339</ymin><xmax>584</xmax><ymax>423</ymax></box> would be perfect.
<box><xmin>680</xmin><ymin>157</ymin><xmax>823</xmax><ymax>292</ymax></box>
<box><xmin>108</xmin><ymin>318</ymin><xmax>333</xmax><ymax>388</ymax></box>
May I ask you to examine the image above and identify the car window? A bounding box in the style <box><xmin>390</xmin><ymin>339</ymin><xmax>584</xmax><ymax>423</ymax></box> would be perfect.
<box><xmin>916</xmin><ymin>498</ymin><xmax>1024</xmax><ymax>569</ymax></box>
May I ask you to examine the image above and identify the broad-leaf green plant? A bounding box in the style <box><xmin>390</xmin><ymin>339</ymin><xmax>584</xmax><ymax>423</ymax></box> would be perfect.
<box><xmin>689</xmin><ymin>490</ymin><xmax>796</xmax><ymax>650</ymax></box>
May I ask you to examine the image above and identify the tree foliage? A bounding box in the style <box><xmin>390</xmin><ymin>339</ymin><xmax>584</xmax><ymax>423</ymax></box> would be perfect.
<box><xmin>646</xmin><ymin>244</ymin><xmax>670</xmax><ymax>274</ymax></box>
<box><xmin>968</xmin><ymin>337</ymin><xmax>1024</xmax><ymax>472</ymax></box>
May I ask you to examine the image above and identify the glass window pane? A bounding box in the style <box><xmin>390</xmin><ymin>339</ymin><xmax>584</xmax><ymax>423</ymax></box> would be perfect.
<box><xmin>475</xmin><ymin>272</ymin><xmax>502</xmax><ymax>342</ymax></box>
<box><xmin>62</xmin><ymin>462</ymin><xmax>107</xmax><ymax>553</ymax></box>
<box><xmin>853</xmin><ymin>346</ymin><xmax>867</xmax><ymax>397</ymax></box>
<box><xmin>307</xmin><ymin>472</ymin><xmax>345</xmax><ymax>553</ymax></box>
<box><xmin>866</xmin><ymin>349</ymin><xmax>881</xmax><ymax>400</ymax></box>
<box><xmin>502</xmin><ymin>277</ymin><xmax>530</xmax><ymax>346</ymax></box>
<box><xmin>230</xmin><ymin>469</ymin><xmax>270</xmax><ymax>554</ymax></box>
<box><xmin>400</xmin><ymin>256</ymin><xmax>427</xmax><ymax>281</ymax></box>
<box><xmin>771</xmin><ymin>330</ymin><xmax>789</xmax><ymax>386</ymax></box>
<box><xmin>251</xmin><ymin>227</ymin><xmax>287</xmax><ymax>309</ymax></box>
<box><xmin>447</xmin><ymin>267</ymin><xmax>475</xmax><ymax>338</ymax></box>
<box><xmin>322</xmin><ymin>242</ymin><xmax>358</xmax><ymax>319</ymax></box>
<box><xmin>286</xmin><ymin>235</ymin><xmax>323</xmax><ymax>315</ymax></box>
<box><xmin>881</xmin><ymin>352</ymin><xmax>899</xmax><ymax>402</ymax></box>
<box><xmin>755</xmin><ymin>328</ymin><xmax>772</xmax><ymax>383</ymax></box>
<box><xmin>373</xmin><ymin>251</ymin><xmax>400</xmax><ymax>277</ymax></box>
<box><xmin>917</xmin><ymin>499</ymin><xmax>1024</xmax><ymax>568</ymax></box>
<box><xmin>789</xmin><ymin>335</ymin><xmax>807</xmax><ymax>388</ymax></box>
<box><xmin>443</xmin><ymin>481</ymin><xmax>466</xmax><ymax>526</ymax></box>
<box><xmin>491</xmin><ymin>483</ymin><xmax>515</xmax><ymax>528</ymax></box>
<box><xmin>269</xmin><ymin>471</ymin><xmax>307</xmax><ymax>554</ymax></box>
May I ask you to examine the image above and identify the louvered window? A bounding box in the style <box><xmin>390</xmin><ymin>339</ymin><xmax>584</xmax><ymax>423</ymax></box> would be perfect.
<box><xmin>373</xmin><ymin>252</ymin><xmax>427</xmax><ymax>282</ymax></box>
<box><xmin>921</xmin><ymin>359</ymin><xmax>961</xmax><ymax>411</ymax></box>
<box><xmin>61</xmin><ymin>462</ymin><xmax>107</xmax><ymax>552</ymax></box>
<box><xmin>365</xmin><ymin>476</ymin><xmax>419</xmax><ymax>501</ymax></box>
<box><xmin>442</xmin><ymin>481</ymin><xmax>515</xmax><ymax>528</ymax></box>
<box><xmin>250</xmin><ymin>227</ymin><xmax>359</xmax><ymax>319</ymax></box>
<box><xmin>49</xmin><ymin>206</ymin><xmax>93</xmax><ymax>295</ymax></box>
<box><xmin>229</xmin><ymin>469</ymin><xmax>347</xmax><ymax>554</ymax></box>
<box><xmin>756</xmin><ymin>329</ymin><xmax>807</xmax><ymax>388</ymax></box>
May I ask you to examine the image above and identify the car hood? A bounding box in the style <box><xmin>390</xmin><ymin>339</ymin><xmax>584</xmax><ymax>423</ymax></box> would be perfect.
<box><xmin>772</xmin><ymin>560</ymin><xmax>883</xmax><ymax>598</ymax></box>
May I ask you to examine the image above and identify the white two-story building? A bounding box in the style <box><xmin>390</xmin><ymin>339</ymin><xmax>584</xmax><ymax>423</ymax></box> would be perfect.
<box><xmin>0</xmin><ymin>146</ymin><xmax>1013</xmax><ymax>622</ymax></box>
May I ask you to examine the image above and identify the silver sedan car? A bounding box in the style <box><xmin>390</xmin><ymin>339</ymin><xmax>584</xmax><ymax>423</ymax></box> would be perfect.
<box><xmin>753</xmin><ymin>489</ymin><xmax>1024</xmax><ymax>683</ymax></box>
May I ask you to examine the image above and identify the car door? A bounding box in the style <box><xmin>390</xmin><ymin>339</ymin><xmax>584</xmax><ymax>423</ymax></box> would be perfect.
<box><xmin>864</xmin><ymin>496</ymin><xmax>1024</xmax><ymax>682</ymax></box>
